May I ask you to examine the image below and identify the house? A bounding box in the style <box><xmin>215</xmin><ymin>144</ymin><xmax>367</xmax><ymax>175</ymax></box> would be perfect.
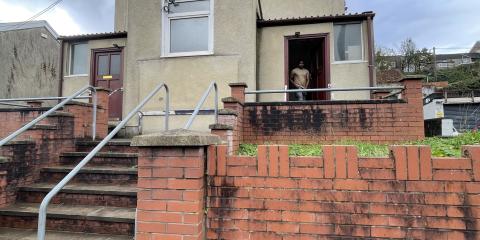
<box><xmin>0</xmin><ymin>20</ymin><xmax>60</xmax><ymax>99</ymax></box>
<box><xmin>60</xmin><ymin>0</ymin><xmax>376</xmax><ymax>134</ymax></box>
<box><xmin>435</xmin><ymin>53</ymin><xmax>475</xmax><ymax>69</ymax></box>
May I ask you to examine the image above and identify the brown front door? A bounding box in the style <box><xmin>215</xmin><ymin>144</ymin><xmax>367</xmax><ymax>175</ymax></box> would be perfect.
<box><xmin>285</xmin><ymin>34</ymin><xmax>330</xmax><ymax>101</ymax></box>
<box><xmin>92</xmin><ymin>49</ymin><xmax>123</xmax><ymax>120</ymax></box>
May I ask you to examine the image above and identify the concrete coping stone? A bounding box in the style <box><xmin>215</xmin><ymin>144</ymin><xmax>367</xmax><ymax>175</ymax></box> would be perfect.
<box><xmin>131</xmin><ymin>129</ymin><xmax>221</xmax><ymax>147</ymax></box>
<box><xmin>209</xmin><ymin>124</ymin><xmax>234</xmax><ymax>130</ymax></box>
<box><xmin>229</xmin><ymin>82</ymin><xmax>248</xmax><ymax>88</ymax></box>
<box><xmin>222</xmin><ymin>97</ymin><xmax>243</xmax><ymax>105</ymax></box>
<box><xmin>219</xmin><ymin>109</ymin><xmax>238</xmax><ymax>116</ymax></box>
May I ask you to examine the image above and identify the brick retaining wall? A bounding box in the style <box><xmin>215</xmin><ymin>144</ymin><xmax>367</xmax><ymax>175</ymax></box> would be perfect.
<box><xmin>213</xmin><ymin>78</ymin><xmax>425</xmax><ymax>151</ymax></box>
<box><xmin>206</xmin><ymin>145</ymin><xmax>480</xmax><ymax>239</ymax></box>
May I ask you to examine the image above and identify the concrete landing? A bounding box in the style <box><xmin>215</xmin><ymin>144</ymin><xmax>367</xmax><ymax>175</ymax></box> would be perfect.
<box><xmin>0</xmin><ymin>228</ymin><xmax>132</xmax><ymax>240</ymax></box>
<box><xmin>20</xmin><ymin>183</ymin><xmax>137</xmax><ymax>196</ymax></box>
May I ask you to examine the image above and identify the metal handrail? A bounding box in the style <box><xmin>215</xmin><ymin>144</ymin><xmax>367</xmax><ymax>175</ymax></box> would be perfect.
<box><xmin>0</xmin><ymin>102</ymin><xmax>30</xmax><ymax>107</ymax></box>
<box><xmin>184</xmin><ymin>82</ymin><xmax>218</xmax><ymax>129</ymax></box>
<box><xmin>109</xmin><ymin>87</ymin><xmax>124</xmax><ymax>97</ymax></box>
<box><xmin>36</xmin><ymin>82</ymin><xmax>169</xmax><ymax>240</ymax></box>
<box><xmin>137</xmin><ymin>108</ymin><xmax>216</xmax><ymax>134</ymax></box>
<box><xmin>0</xmin><ymin>96</ymin><xmax>91</xmax><ymax>102</ymax></box>
<box><xmin>245</xmin><ymin>86</ymin><xmax>405</xmax><ymax>95</ymax></box>
<box><xmin>0</xmin><ymin>86</ymin><xmax>97</xmax><ymax>147</ymax></box>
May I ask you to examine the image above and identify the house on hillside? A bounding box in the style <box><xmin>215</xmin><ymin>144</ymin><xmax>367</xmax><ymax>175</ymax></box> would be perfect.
<box><xmin>435</xmin><ymin>53</ymin><xmax>476</xmax><ymax>70</ymax></box>
<box><xmin>0</xmin><ymin>20</ymin><xmax>60</xmax><ymax>99</ymax></box>
<box><xmin>59</xmin><ymin>0</ymin><xmax>376</xmax><ymax>134</ymax></box>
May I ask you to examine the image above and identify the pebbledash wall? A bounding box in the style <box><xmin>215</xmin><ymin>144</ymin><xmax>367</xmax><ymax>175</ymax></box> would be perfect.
<box><xmin>212</xmin><ymin>77</ymin><xmax>425</xmax><ymax>153</ymax></box>
<box><xmin>133</xmin><ymin>135</ymin><xmax>480</xmax><ymax>239</ymax></box>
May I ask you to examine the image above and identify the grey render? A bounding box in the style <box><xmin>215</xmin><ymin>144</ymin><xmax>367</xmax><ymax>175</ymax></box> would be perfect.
<box><xmin>0</xmin><ymin>20</ymin><xmax>60</xmax><ymax>99</ymax></box>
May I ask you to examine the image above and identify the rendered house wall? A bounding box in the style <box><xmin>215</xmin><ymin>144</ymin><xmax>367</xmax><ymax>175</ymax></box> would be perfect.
<box><xmin>122</xmin><ymin>0</ymin><xmax>257</xmax><ymax>132</ymax></box>
<box><xmin>61</xmin><ymin>38</ymin><xmax>127</xmax><ymax>98</ymax></box>
<box><xmin>0</xmin><ymin>28</ymin><xmax>59</xmax><ymax>99</ymax></box>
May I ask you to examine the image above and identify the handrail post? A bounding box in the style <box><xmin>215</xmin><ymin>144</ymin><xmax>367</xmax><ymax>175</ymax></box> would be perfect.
<box><xmin>184</xmin><ymin>82</ymin><xmax>218</xmax><ymax>129</ymax></box>
<box><xmin>90</xmin><ymin>87</ymin><xmax>98</xmax><ymax>141</ymax></box>
<box><xmin>164</xmin><ymin>84</ymin><xmax>170</xmax><ymax>131</ymax></box>
<box><xmin>37</xmin><ymin>83</ymin><xmax>169</xmax><ymax>240</ymax></box>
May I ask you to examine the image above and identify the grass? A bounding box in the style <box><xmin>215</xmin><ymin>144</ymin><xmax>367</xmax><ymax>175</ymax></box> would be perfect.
<box><xmin>238</xmin><ymin>132</ymin><xmax>480</xmax><ymax>158</ymax></box>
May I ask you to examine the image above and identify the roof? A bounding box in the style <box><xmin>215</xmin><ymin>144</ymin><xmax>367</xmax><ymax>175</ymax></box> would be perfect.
<box><xmin>435</xmin><ymin>53</ymin><xmax>475</xmax><ymax>61</ymax></box>
<box><xmin>257</xmin><ymin>12</ymin><xmax>375</xmax><ymax>27</ymax></box>
<box><xmin>58</xmin><ymin>31</ymin><xmax>127</xmax><ymax>41</ymax></box>
<box><xmin>471</xmin><ymin>41</ymin><xmax>480</xmax><ymax>54</ymax></box>
<box><xmin>376</xmin><ymin>69</ymin><xmax>404</xmax><ymax>84</ymax></box>
<box><xmin>0</xmin><ymin>20</ymin><xmax>59</xmax><ymax>39</ymax></box>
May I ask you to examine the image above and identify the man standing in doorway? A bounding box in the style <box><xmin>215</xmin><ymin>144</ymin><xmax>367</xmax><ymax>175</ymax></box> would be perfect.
<box><xmin>290</xmin><ymin>61</ymin><xmax>311</xmax><ymax>101</ymax></box>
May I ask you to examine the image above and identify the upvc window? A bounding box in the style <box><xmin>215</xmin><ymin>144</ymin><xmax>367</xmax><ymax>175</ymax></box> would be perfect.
<box><xmin>162</xmin><ymin>0</ymin><xmax>214</xmax><ymax>57</ymax></box>
<box><xmin>334</xmin><ymin>23</ymin><xmax>363</xmax><ymax>62</ymax></box>
<box><xmin>70</xmin><ymin>43</ymin><xmax>88</xmax><ymax>75</ymax></box>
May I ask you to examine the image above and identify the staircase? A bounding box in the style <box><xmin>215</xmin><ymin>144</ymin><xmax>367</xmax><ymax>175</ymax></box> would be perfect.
<box><xmin>0</xmin><ymin>139</ymin><xmax>137</xmax><ymax>239</ymax></box>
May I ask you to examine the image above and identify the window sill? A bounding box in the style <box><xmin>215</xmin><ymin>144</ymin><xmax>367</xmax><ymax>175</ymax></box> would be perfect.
<box><xmin>332</xmin><ymin>60</ymin><xmax>368</xmax><ymax>65</ymax></box>
<box><xmin>161</xmin><ymin>51</ymin><xmax>214</xmax><ymax>58</ymax></box>
<box><xmin>64</xmin><ymin>74</ymin><xmax>88</xmax><ymax>78</ymax></box>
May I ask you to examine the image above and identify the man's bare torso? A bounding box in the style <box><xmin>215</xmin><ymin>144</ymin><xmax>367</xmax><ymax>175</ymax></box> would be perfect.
<box><xmin>291</xmin><ymin>68</ymin><xmax>310</xmax><ymax>89</ymax></box>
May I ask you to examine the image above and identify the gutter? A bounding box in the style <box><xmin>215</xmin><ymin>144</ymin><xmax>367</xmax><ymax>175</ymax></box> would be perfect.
<box><xmin>366</xmin><ymin>15</ymin><xmax>375</xmax><ymax>88</ymax></box>
<box><xmin>58</xmin><ymin>39</ymin><xmax>64</xmax><ymax>97</ymax></box>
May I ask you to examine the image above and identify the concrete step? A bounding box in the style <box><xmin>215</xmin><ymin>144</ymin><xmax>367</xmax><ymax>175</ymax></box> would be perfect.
<box><xmin>0</xmin><ymin>228</ymin><xmax>132</xmax><ymax>240</ymax></box>
<box><xmin>0</xmin><ymin>203</ymin><xmax>135</xmax><ymax>235</ymax></box>
<box><xmin>17</xmin><ymin>183</ymin><xmax>137</xmax><ymax>208</ymax></box>
<box><xmin>41</xmin><ymin>166</ymin><xmax>137</xmax><ymax>185</ymax></box>
<box><xmin>75</xmin><ymin>139</ymin><xmax>137</xmax><ymax>153</ymax></box>
<box><xmin>60</xmin><ymin>152</ymin><xmax>138</xmax><ymax>167</ymax></box>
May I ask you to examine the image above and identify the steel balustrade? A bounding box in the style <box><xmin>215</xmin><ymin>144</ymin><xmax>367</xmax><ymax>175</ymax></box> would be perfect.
<box><xmin>184</xmin><ymin>81</ymin><xmax>218</xmax><ymax>129</ymax></box>
<box><xmin>36</xmin><ymin>82</ymin><xmax>169</xmax><ymax>240</ymax></box>
<box><xmin>0</xmin><ymin>86</ymin><xmax>97</xmax><ymax>146</ymax></box>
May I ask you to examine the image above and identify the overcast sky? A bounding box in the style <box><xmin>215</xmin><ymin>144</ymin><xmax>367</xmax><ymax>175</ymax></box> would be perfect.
<box><xmin>0</xmin><ymin>0</ymin><xmax>478</xmax><ymax>54</ymax></box>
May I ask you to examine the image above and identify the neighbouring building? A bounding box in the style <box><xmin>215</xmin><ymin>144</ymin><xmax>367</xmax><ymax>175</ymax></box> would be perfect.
<box><xmin>435</xmin><ymin>53</ymin><xmax>476</xmax><ymax>70</ymax></box>
<box><xmin>0</xmin><ymin>20</ymin><xmax>60</xmax><ymax>99</ymax></box>
<box><xmin>60</xmin><ymin>0</ymin><xmax>376</xmax><ymax>134</ymax></box>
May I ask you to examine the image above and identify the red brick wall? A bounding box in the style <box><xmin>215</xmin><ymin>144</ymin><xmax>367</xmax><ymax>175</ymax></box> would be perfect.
<box><xmin>206</xmin><ymin>145</ymin><xmax>480</xmax><ymax>239</ymax></box>
<box><xmin>216</xmin><ymin>78</ymin><xmax>425</xmax><ymax>146</ymax></box>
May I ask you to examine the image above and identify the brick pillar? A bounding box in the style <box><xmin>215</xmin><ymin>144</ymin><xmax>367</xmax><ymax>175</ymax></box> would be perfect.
<box><xmin>132</xmin><ymin>129</ymin><xmax>220</xmax><ymax>240</ymax></box>
<box><xmin>94</xmin><ymin>88</ymin><xmax>110</xmax><ymax>138</ymax></box>
<box><xmin>399</xmin><ymin>76</ymin><xmax>425</xmax><ymax>139</ymax></box>
<box><xmin>209</xmin><ymin>124</ymin><xmax>234</xmax><ymax>155</ymax></box>
<box><xmin>229</xmin><ymin>83</ymin><xmax>247</xmax><ymax>104</ymax></box>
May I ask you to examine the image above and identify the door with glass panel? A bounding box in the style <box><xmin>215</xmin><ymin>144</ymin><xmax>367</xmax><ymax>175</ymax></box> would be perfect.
<box><xmin>92</xmin><ymin>49</ymin><xmax>123</xmax><ymax>120</ymax></box>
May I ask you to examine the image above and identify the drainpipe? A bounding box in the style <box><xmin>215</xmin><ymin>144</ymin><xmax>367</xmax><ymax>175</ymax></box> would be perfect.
<box><xmin>366</xmin><ymin>15</ymin><xmax>375</xmax><ymax>88</ymax></box>
<box><xmin>58</xmin><ymin>39</ymin><xmax>64</xmax><ymax>97</ymax></box>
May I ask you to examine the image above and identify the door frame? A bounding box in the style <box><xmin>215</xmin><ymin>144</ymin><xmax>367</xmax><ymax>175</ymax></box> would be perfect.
<box><xmin>90</xmin><ymin>47</ymin><xmax>125</xmax><ymax>119</ymax></box>
<box><xmin>284</xmin><ymin>33</ymin><xmax>331</xmax><ymax>101</ymax></box>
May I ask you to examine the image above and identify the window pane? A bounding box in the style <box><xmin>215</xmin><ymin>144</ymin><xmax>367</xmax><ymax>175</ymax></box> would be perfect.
<box><xmin>170</xmin><ymin>17</ymin><xmax>209</xmax><ymax>53</ymax></box>
<box><xmin>169</xmin><ymin>0</ymin><xmax>210</xmax><ymax>14</ymax></box>
<box><xmin>97</xmin><ymin>55</ymin><xmax>109</xmax><ymax>75</ymax></box>
<box><xmin>334</xmin><ymin>24</ymin><xmax>362</xmax><ymax>61</ymax></box>
<box><xmin>71</xmin><ymin>43</ymin><xmax>88</xmax><ymax>75</ymax></box>
<box><xmin>110</xmin><ymin>54</ymin><xmax>121</xmax><ymax>75</ymax></box>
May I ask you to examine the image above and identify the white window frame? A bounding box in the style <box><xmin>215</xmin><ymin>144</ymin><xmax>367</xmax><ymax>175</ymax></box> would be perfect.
<box><xmin>333</xmin><ymin>22</ymin><xmax>365</xmax><ymax>64</ymax></box>
<box><xmin>162</xmin><ymin>0</ymin><xmax>214</xmax><ymax>57</ymax></box>
<box><xmin>68</xmin><ymin>42</ymin><xmax>89</xmax><ymax>76</ymax></box>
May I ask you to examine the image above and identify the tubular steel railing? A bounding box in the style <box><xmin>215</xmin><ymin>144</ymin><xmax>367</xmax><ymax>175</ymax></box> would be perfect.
<box><xmin>36</xmin><ymin>82</ymin><xmax>169</xmax><ymax>240</ymax></box>
<box><xmin>245</xmin><ymin>86</ymin><xmax>405</xmax><ymax>95</ymax></box>
<box><xmin>0</xmin><ymin>86</ymin><xmax>97</xmax><ymax>146</ymax></box>
<box><xmin>184</xmin><ymin>82</ymin><xmax>218</xmax><ymax>129</ymax></box>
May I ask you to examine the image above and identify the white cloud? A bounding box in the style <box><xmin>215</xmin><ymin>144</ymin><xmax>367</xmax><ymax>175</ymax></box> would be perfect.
<box><xmin>0</xmin><ymin>0</ymin><xmax>84</xmax><ymax>35</ymax></box>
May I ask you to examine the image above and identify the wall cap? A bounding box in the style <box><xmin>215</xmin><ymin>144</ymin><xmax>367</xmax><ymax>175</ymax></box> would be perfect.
<box><xmin>131</xmin><ymin>129</ymin><xmax>221</xmax><ymax>147</ymax></box>
<box><xmin>219</xmin><ymin>109</ymin><xmax>238</xmax><ymax>116</ymax></box>
<box><xmin>229</xmin><ymin>82</ymin><xmax>248</xmax><ymax>88</ymax></box>
<box><xmin>400</xmin><ymin>75</ymin><xmax>425</xmax><ymax>81</ymax></box>
<box><xmin>209</xmin><ymin>124</ymin><xmax>234</xmax><ymax>130</ymax></box>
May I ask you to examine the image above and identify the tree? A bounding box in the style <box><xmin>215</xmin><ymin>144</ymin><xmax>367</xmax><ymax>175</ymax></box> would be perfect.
<box><xmin>399</xmin><ymin>38</ymin><xmax>417</xmax><ymax>72</ymax></box>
